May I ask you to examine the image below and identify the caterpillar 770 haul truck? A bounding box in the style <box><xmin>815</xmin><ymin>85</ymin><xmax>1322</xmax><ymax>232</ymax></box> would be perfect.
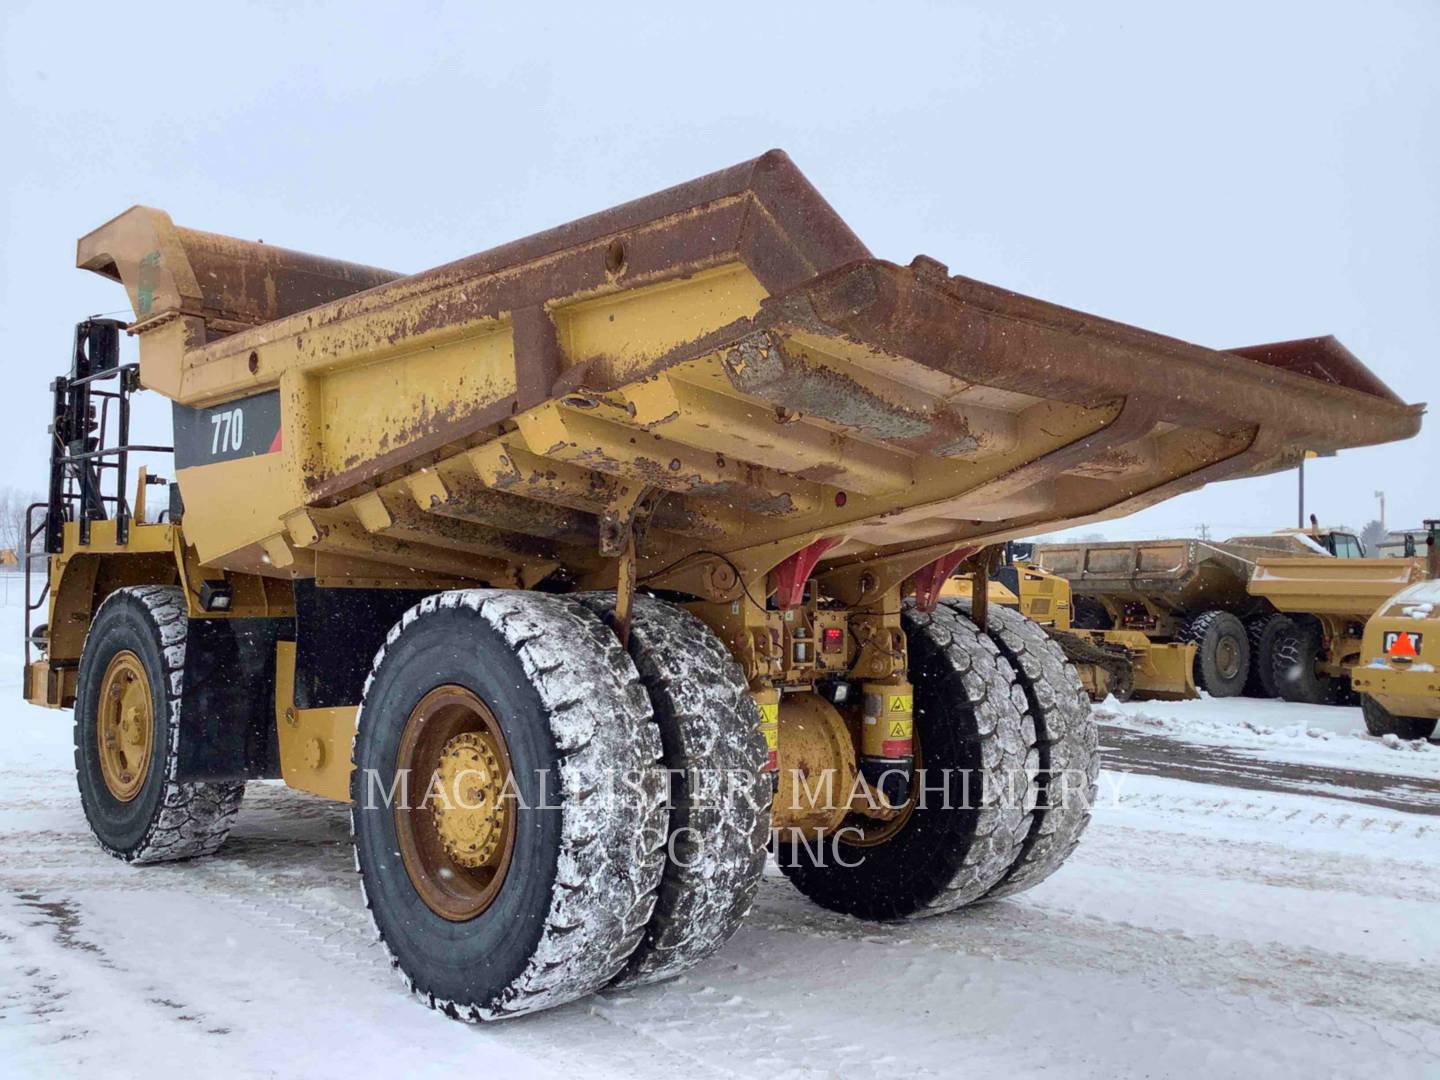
<box><xmin>21</xmin><ymin>151</ymin><xmax>1422</xmax><ymax>1021</ymax></box>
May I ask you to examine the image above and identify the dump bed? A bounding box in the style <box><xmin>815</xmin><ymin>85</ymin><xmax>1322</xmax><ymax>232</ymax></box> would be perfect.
<box><xmin>77</xmin><ymin>151</ymin><xmax>1424</xmax><ymax>590</ymax></box>
<box><xmin>1249</xmin><ymin>557</ymin><xmax>1428</xmax><ymax>618</ymax></box>
<box><xmin>1033</xmin><ymin>536</ymin><xmax>1316</xmax><ymax>616</ymax></box>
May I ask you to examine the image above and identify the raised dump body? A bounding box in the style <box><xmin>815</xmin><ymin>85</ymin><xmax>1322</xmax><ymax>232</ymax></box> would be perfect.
<box><xmin>30</xmin><ymin>151</ymin><xmax>1424</xmax><ymax>1024</ymax></box>
<box><xmin>72</xmin><ymin>152</ymin><xmax>1420</xmax><ymax>598</ymax></box>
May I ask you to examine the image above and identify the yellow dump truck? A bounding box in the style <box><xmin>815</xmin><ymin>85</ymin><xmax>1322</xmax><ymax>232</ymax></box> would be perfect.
<box><xmin>1250</xmin><ymin>544</ymin><xmax>1429</xmax><ymax>705</ymax></box>
<box><xmin>1033</xmin><ymin>529</ymin><xmax>1361</xmax><ymax>699</ymax></box>
<box><xmin>22</xmin><ymin>151</ymin><xmax>1422</xmax><ymax>1021</ymax></box>
<box><xmin>1349</xmin><ymin>526</ymin><xmax>1440</xmax><ymax>740</ymax></box>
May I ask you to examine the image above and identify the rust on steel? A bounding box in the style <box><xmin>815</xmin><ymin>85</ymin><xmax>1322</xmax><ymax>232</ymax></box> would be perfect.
<box><xmin>71</xmin><ymin>150</ymin><xmax>1422</xmax><ymax>599</ymax></box>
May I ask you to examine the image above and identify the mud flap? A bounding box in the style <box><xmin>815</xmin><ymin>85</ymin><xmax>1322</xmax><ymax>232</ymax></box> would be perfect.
<box><xmin>174</xmin><ymin>617</ymin><xmax>289</xmax><ymax>782</ymax></box>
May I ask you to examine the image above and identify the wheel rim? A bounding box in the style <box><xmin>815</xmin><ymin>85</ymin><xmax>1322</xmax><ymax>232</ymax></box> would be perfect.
<box><xmin>1215</xmin><ymin>635</ymin><xmax>1241</xmax><ymax>679</ymax></box>
<box><xmin>96</xmin><ymin>650</ymin><xmax>154</xmax><ymax>802</ymax></box>
<box><xmin>394</xmin><ymin>686</ymin><xmax>516</xmax><ymax>922</ymax></box>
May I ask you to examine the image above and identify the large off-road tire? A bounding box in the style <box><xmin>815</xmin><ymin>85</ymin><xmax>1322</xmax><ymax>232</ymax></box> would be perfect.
<box><xmin>946</xmin><ymin>600</ymin><xmax>1099</xmax><ymax>899</ymax></box>
<box><xmin>777</xmin><ymin>603</ymin><xmax>1037</xmax><ymax>921</ymax></box>
<box><xmin>1271</xmin><ymin>616</ymin><xmax>1347</xmax><ymax>706</ymax></box>
<box><xmin>74</xmin><ymin>585</ymin><xmax>244</xmax><ymax>863</ymax></box>
<box><xmin>1243</xmin><ymin>613</ymin><xmax>1289</xmax><ymax>698</ymax></box>
<box><xmin>576</xmin><ymin>594</ymin><xmax>770</xmax><ymax>987</ymax></box>
<box><xmin>1179</xmin><ymin>610</ymin><xmax>1249</xmax><ymax>697</ymax></box>
<box><xmin>1361</xmin><ymin>695</ymin><xmax>1437</xmax><ymax>740</ymax></box>
<box><xmin>351</xmin><ymin>590</ymin><xmax>667</xmax><ymax>1021</ymax></box>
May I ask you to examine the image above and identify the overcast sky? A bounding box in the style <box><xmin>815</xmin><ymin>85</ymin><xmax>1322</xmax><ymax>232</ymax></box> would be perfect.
<box><xmin>3</xmin><ymin>0</ymin><xmax>1435</xmax><ymax>542</ymax></box>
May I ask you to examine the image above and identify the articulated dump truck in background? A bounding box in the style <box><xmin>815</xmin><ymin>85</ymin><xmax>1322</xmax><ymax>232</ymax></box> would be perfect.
<box><xmin>1037</xmin><ymin>525</ymin><xmax>1430</xmax><ymax>705</ymax></box>
<box><xmin>23</xmin><ymin>151</ymin><xmax>1422</xmax><ymax>1021</ymax></box>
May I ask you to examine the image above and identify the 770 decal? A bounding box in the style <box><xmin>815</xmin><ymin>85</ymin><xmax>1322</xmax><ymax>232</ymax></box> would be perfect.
<box><xmin>172</xmin><ymin>390</ymin><xmax>282</xmax><ymax>469</ymax></box>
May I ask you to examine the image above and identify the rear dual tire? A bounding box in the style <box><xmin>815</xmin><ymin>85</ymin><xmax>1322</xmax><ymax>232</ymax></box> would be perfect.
<box><xmin>352</xmin><ymin>590</ymin><xmax>668</xmax><ymax>1020</ymax></box>
<box><xmin>948</xmin><ymin>600</ymin><xmax>1100</xmax><ymax>900</ymax></box>
<box><xmin>778</xmin><ymin>603</ymin><xmax>1097</xmax><ymax>920</ymax></box>
<box><xmin>352</xmin><ymin>590</ymin><xmax>768</xmax><ymax>1020</ymax></box>
<box><xmin>576</xmin><ymin>594</ymin><xmax>771</xmax><ymax>987</ymax></box>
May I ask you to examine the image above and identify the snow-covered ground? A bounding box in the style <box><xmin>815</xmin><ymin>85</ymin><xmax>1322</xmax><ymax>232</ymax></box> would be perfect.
<box><xmin>1097</xmin><ymin>692</ymin><xmax>1440</xmax><ymax>781</ymax></box>
<box><xmin>3</xmin><ymin>590</ymin><xmax>1438</xmax><ymax>1078</ymax></box>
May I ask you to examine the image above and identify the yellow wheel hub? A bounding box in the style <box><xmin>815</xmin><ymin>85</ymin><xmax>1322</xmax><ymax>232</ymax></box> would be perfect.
<box><xmin>97</xmin><ymin>651</ymin><xmax>153</xmax><ymax>802</ymax></box>
<box><xmin>431</xmin><ymin>730</ymin><xmax>508</xmax><ymax>868</ymax></box>
<box><xmin>395</xmin><ymin>685</ymin><xmax>517</xmax><ymax>921</ymax></box>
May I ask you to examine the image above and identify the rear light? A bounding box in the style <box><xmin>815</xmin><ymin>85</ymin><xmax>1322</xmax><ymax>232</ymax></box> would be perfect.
<box><xmin>822</xmin><ymin>627</ymin><xmax>844</xmax><ymax>653</ymax></box>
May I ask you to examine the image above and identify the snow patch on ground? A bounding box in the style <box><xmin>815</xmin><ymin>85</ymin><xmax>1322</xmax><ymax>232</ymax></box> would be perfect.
<box><xmin>1096</xmin><ymin>693</ymin><xmax>1440</xmax><ymax>779</ymax></box>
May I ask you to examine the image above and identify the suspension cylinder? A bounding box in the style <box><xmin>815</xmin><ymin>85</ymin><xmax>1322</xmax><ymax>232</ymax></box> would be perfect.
<box><xmin>859</xmin><ymin>681</ymin><xmax>914</xmax><ymax>807</ymax></box>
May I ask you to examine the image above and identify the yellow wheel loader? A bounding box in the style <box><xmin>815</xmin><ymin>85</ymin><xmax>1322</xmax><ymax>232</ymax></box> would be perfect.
<box><xmin>22</xmin><ymin>151</ymin><xmax>1421</xmax><ymax>1021</ymax></box>
<box><xmin>941</xmin><ymin>544</ymin><xmax>1196</xmax><ymax>701</ymax></box>
<box><xmin>1350</xmin><ymin>522</ymin><xmax>1440</xmax><ymax>740</ymax></box>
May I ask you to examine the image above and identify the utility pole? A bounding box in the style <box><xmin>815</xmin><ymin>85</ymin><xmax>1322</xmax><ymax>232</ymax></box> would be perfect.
<box><xmin>1297</xmin><ymin>456</ymin><xmax>1304</xmax><ymax>528</ymax></box>
<box><xmin>1196</xmin><ymin>523</ymin><xmax>1211</xmax><ymax>541</ymax></box>
<box><xmin>1374</xmin><ymin>490</ymin><xmax>1385</xmax><ymax>529</ymax></box>
<box><xmin>1297</xmin><ymin>449</ymin><xmax>1336</xmax><ymax>528</ymax></box>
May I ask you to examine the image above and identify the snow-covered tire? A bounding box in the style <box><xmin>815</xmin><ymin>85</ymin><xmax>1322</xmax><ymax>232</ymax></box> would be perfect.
<box><xmin>944</xmin><ymin>600</ymin><xmax>1099</xmax><ymax>899</ymax></box>
<box><xmin>777</xmin><ymin>603</ymin><xmax>1036</xmax><ymax>920</ymax></box>
<box><xmin>1179</xmin><ymin>610</ymin><xmax>1249</xmax><ymax>697</ymax></box>
<box><xmin>350</xmin><ymin>590</ymin><xmax>667</xmax><ymax>1021</ymax></box>
<box><xmin>1272</xmin><ymin>616</ymin><xmax>1346</xmax><ymax>706</ymax></box>
<box><xmin>74</xmin><ymin>585</ymin><xmax>244</xmax><ymax>864</ymax></box>
<box><xmin>1361</xmin><ymin>695</ymin><xmax>1437</xmax><ymax>740</ymax></box>
<box><xmin>1243</xmin><ymin>613</ymin><xmax>1288</xmax><ymax>698</ymax></box>
<box><xmin>576</xmin><ymin>594</ymin><xmax>770</xmax><ymax>987</ymax></box>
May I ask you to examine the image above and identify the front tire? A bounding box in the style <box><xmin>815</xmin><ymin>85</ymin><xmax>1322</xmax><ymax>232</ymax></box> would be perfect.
<box><xmin>351</xmin><ymin>590</ymin><xmax>666</xmax><ymax>1021</ymax></box>
<box><xmin>1361</xmin><ymin>695</ymin><xmax>1437</xmax><ymax>740</ymax></box>
<box><xmin>74</xmin><ymin>586</ymin><xmax>244</xmax><ymax>863</ymax></box>
<box><xmin>1272</xmin><ymin>616</ymin><xmax>1346</xmax><ymax>706</ymax></box>
<box><xmin>1180</xmin><ymin>610</ymin><xmax>1249</xmax><ymax>697</ymax></box>
<box><xmin>1244</xmin><ymin>613</ymin><xmax>1288</xmax><ymax>698</ymax></box>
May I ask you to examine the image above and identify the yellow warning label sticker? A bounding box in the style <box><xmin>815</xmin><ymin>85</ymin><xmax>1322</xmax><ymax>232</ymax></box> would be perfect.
<box><xmin>886</xmin><ymin>694</ymin><xmax>913</xmax><ymax>714</ymax></box>
<box><xmin>763</xmin><ymin>725</ymin><xmax>779</xmax><ymax>750</ymax></box>
<box><xmin>759</xmin><ymin>703</ymin><xmax>779</xmax><ymax>723</ymax></box>
<box><xmin>888</xmin><ymin>719</ymin><xmax>913</xmax><ymax>738</ymax></box>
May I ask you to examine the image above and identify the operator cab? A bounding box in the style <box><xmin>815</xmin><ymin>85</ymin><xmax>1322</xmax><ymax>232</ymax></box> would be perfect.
<box><xmin>1325</xmin><ymin>531</ymin><xmax>1366</xmax><ymax>558</ymax></box>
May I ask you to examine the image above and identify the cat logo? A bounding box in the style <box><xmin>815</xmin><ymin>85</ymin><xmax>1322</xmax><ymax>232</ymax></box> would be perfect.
<box><xmin>1383</xmin><ymin>630</ymin><xmax>1422</xmax><ymax>657</ymax></box>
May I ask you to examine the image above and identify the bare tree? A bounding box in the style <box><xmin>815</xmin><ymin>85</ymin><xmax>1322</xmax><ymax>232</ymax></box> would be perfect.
<box><xmin>1360</xmin><ymin>519</ymin><xmax>1387</xmax><ymax>553</ymax></box>
<box><xmin>0</xmin><ymin>487</ymin><xmax>46</xmax><ymax>560</ymax></box>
